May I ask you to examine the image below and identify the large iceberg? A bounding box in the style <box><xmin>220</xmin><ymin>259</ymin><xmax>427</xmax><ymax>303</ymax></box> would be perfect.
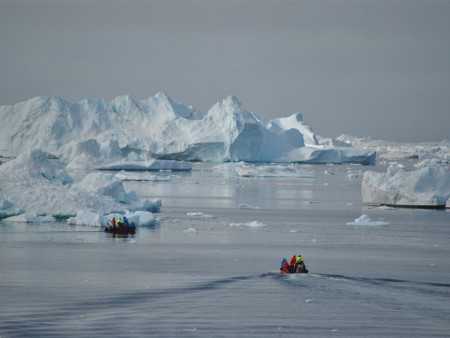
<box><xmin>362</xmin><ymin>164</ymin><xmax>450</xmax><ymax>208</ymax></box>
<box><xmin>0</xmin><ymin>149</ymin><xmax>161</xmax><ymax>216</ymax></box>
<box><xmin>0</xmin><ymin>92</ymin><xmax>375</xmax><ymax>165</ymax></box>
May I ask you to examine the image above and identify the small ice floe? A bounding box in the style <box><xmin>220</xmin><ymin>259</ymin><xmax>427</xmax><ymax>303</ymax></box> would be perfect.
<box><xmin>185</xmin><ymin>227</ymin><xmax>197</xmax><ymax>234</ymax></box>
<box><xmin>186</xmin><ymin>212</ymin><xmax>216</xmax><ymax>218</ymax></box>
<box><xmin>346</xmin><ymin>214</ymin><xmax>390</xmax><ymax>226</ymax></box>
<box><xmin>346</xmin><ymin>169</ymin><xmax>362</xmax><ymax>179</ymax></box>
<box><xmin>238</xmin><ymin>164</ymin><xmax>314</xmax><ymax>178</ymax></box>
<box><xmin>289</xmin><ymin>230</ymin><xmax>298</xmax><ymax>233</ymax></box>
<box><xmin>115</xmin><ymin>171</ymin><xmax>171</xmax><ymax>182</ymax></box>
<box><xmin>4</xmin><ymin>212</ymin><xmax>56</xmax><ymax>223</ymax></box>
<box><xmin>229</xmin><ymin>221</ymin><xmax>266</xmax><ymax>228</ymax></box>
<box><xmin>377</xmin><ymin>205</ymin><xmax>396</xmax><ymax>210</ymax></box>
<box><xmin>239</xmin><ymin>204</ymin><xmax>260</xmax><ymax>210</ymax></box>
<box><xmin>345</xmin><ymin>202</ymin><xmax>355</xmax><ymax>206</ymax></box>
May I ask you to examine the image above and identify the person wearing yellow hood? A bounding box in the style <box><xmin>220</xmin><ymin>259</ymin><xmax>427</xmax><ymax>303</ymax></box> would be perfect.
<box><xmin>295</xmin><ymin>254</ymin><xmax>308</xmax><ymax>273</ymax></box>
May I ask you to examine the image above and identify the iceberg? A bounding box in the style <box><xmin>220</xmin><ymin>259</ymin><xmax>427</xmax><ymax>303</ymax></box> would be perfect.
<box><xmin>362</xmin><ymin>164</ymin><xmax>450</xmax><ymax>208</ymax></box>
<box><xmin>0</xmin><ymin>149</ymin><xmax>161</xmax><ymax>216</ymax></box>
<box><xmin>0</xmin><ymin>93</ymin><xmax>375</xmax><ymax>165</ymax></box>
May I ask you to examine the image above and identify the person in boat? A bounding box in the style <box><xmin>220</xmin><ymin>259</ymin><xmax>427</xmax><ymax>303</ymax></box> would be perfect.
<box><xmin>117</xmin><ymin>218</ymin><xmax>124</xmax><ymax>229</ymax></box>
<box><xmin>290</xmin><ymin>255</ymin><xmax>297</xmax><ymax>273</ymax></box>
<box><xmin>123</xmin><ymin>216</ymin><xmax>129</xmax><ymax>227</ymax></box>
<box><xmin>111</xmin><ymin>217</ymin><xmax>116</xmax><ymax>228</ymax></box>
<box><xmin>295</xmin><ymin>254</ymin><xmax>308</xmax><ymax>273</ymax></box>
<box><xmin>280</xmin><ymin>258</ymin><xmax>290</xmax><ymax>273</ymax></box>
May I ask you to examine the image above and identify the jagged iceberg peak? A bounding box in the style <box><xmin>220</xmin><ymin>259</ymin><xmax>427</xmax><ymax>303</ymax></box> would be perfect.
<box><xmin>146</xmin><ymin>91</ymin><xmax>203</xmax><ymax>120</ymax></box>
<box><xmin>272</xmin><ymin>112</ymin><xmax>318</xmax><ymax>146</ymax></box>
<box><xmin>216</xmin><ymin>95</ymin><xmax>247</xmax><ymax>114</ymax></box>
<box><xmin>208</xmin><ymin>95</ymin><xmax>260</xmax><ymax>125</ymax></box>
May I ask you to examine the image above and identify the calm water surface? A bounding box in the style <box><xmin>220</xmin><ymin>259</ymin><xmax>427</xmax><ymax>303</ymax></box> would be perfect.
<box><xmin>1</xmin><ymin>162</ymin><xmax>449</xmax><ymax>337</ymax></box>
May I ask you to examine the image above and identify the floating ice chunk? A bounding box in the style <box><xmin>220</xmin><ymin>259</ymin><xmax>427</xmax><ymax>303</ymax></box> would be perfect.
<box><xmin>123</xmin><ymin>211</ymin><xmax>155</xmax><ymax>227</ymax></box>
<box><xmin>185</xmin><ymin>227</ymin><xmax>197</xmax><ymax>234</ymax></box>
<box><xmin>239</xmin><ymin>204</ymin><xmax>260</xmax><ymax>209</ymax></box>
<box><xmin>238</xmin><ymin>164</ymin><xmax>314</xmax><ymax>178</ymax></box>
<box><xmin>346</xmin><ymin>169</ymin><xmax>362</xmax><ymax>178</ymax></box>
<box><xmin>67</xmin><ymin>210</ymin><xmax>105</xmax><ymax>226</ymax></box>
<box><xmin>377</xmin><ymin>205</ymin><xmax>396</xmax><ymax>210</ymax></box>
<box><xmin>115</xmin><ymin>171</ymin><xmax>171</xmax><ymax>182</ymax></box>
<box><xmin>186</xmin><ymin>212</ymin><xmax>216</xmax><ymax>218</ymax></box>
<box><xmin>5</xmin><ymin>212</ymin><xmax>56</xmax><ymax>223</ymax></box>
<box><xmin>346</xmin><ymin>214</ymin><xmax>390</xmax><ymax>226</ymax></box>
<box><xmin>230</xmin><ymin>221</ymin><xmax>266</xmax><ymax>227</ymax></box>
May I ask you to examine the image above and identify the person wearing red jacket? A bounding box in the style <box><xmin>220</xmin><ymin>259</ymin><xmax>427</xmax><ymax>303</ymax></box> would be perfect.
<box><xmin>290</xmin><ymin>255</ymin><xmax>297</xmax><ymax>272</ymax></box>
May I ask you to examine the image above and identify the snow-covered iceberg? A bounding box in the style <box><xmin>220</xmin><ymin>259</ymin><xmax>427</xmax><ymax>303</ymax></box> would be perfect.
<box><xmin>0</xmin><ymin>149</ymin><xmax>161</xmax><ymax>216</ymax></box>
<box><xmin>362</xmin><ymin>164</ymin><xmax>450</xmax><ymax>208</ymax></box>
<box><xmin>0</xmin><ymin>92</ymin><xmax>375</xmax><ymax>165</ymax></box>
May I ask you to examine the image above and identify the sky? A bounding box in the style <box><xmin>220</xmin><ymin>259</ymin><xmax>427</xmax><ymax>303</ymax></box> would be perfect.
<box><xmin>1</xmin><ymin>0</ymin><xmax>449</xmax><ymax>142</ymax></box>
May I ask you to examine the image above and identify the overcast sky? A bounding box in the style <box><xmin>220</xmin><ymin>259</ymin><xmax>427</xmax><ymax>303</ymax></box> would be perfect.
<box><xmin>1</xmin><ymin>1</ymin><xmax>449</xmax><ymax>142</ymax></box>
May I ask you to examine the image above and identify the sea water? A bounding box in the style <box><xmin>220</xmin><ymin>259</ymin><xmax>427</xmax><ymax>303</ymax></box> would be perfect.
<box><xmin>1</xmin><ymin>162</ymin><xmax>449</xmax><ymax>337</ymax></box>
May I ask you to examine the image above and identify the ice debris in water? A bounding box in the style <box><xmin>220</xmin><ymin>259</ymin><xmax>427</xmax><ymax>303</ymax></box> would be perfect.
<box><xmin>229</xmin><ymin>221</ymin><xmax>266</xmax><ymax>228</ymax></box>
<box><xmin>346</xmin><ymin>214</ymin><xmax>390</xmax><ymax>226</ymax></box>
<box><xmin>239</xmin><ymin>204</ymin><xmax>260</xmax><ymax>209</ymax></box>
<box><xmin>186</xmin><ymin>212</ymin><xmax>216</xmax><ymax>218</ymax></box>
<box><xmin>4</xmin><ymin>212</ymin><xmax>56</xmax><ymax>223</ymax></box>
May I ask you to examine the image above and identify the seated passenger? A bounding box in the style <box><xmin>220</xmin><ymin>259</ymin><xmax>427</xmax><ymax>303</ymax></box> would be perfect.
<box><xmin>295</xmin><ymin>254</ymin><xmax>308</xmax><ymax>273</ymax></box>
<box><xmin>280</xmin><ymin>258</ymin><xmax>290</xmax><ymax>273</ymax></box>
